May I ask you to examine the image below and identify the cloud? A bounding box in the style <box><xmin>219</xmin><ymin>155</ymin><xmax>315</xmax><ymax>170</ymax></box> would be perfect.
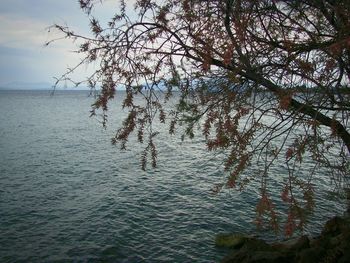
<box><xmin>0</xmin><ymin>14</ymin><xmax>53</xmax><ymax>49</ymax></box>
<box><xmin>0</xmin><ymin>12</ymin><xmax>85</xmax><ymax>83</ymax></box>
<box><xmin>0</xmin><ymin>0</ymin><xmax>139</xmax><ymax>85</ymax></box>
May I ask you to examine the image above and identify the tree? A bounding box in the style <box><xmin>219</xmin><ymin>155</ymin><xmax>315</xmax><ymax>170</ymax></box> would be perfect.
<box><xmin>51</xmin><ymin>0</ymin><xmax>350</xmax><ymax>236</ymax></box>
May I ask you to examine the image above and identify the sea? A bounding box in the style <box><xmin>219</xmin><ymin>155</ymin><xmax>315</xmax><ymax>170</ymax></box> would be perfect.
<box><xmin>0</xmin><ymin>89</ymin><xmax>347</xmax><ymax>263</ymax></box>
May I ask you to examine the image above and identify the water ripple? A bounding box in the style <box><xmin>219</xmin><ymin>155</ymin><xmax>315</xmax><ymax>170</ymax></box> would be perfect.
<box><xmin>0</xmin><ymin>91</ymin><xmax>347</xmax><ymax>262</ymax></box>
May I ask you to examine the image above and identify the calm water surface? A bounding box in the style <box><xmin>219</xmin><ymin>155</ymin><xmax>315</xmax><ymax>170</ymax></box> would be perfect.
<box><xmin>0</xmin><ymin>90</ymin><xmax>346</xmax><ymax>262</ymax></box>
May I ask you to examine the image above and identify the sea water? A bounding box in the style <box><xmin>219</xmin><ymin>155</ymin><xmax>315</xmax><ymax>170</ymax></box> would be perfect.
<box><xmin>0</xmin><ymin>90</ymin><xmax>347</xmax><ymax>262</ymax></box>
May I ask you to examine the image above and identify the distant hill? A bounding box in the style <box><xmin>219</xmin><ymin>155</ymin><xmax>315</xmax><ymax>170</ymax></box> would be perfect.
<box><xmin>0</xmin><ymin>81</ymin><xmax>54</xmax><ymax>90</ymax></box>
<box><xmin>0</xmin><ymin>81</ymin><xmax>90</xmax><ymax>90</ymax></box>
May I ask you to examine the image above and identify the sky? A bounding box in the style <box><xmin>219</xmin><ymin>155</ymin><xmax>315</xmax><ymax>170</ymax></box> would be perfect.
<box><xmin>0</xmin><ymin>0</ymin><xmax>133</xmax><ymax>88</ymax></box>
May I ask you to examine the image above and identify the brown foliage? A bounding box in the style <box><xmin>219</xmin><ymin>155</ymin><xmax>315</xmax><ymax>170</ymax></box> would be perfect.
<box><xmin>52</xmin><ymin>0</ymin><xmax>350</xmax><ymax>236</ymax></box>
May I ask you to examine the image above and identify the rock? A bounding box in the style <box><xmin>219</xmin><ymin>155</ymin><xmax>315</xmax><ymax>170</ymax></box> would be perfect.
<box><xmin>250</xmin><ymin>251</ymin><xmax>291</xmax><ymax>263</ymax></box>
<box><xmin>219</xmin><ymin>214</ymin><xmax>350</xmax><ymax>263</ymax></box>
<box><xmin>289</xmin><ymin>235</ymin><xmax>310</xmax><ymax>251</ymax></box>
<box><xmin>272</xmin><ymin>235</ymin><xmax>310</xmax><ymax>252</ymax></box>
<box><xmin>339</xmin><ymin>249</ymin><xmax>350</xmax><ymax>263</ymax></box>
<box><xmin>215</xmin><ymin>234</ymin><xmax>249</xmax><ymax>249</ymax></box>
<box><xmin>329</xmin><ymin>233</ymin><xmax>343</xmax><ymax>247</ymax></box>
<box><xmin>296</xmin><ymin>247</ymin><xmax>325</xmax><ymax>263</ymax></box>
<box><xmin>221</xmin><ymin>237</ymin><xmax>293</xmax><ymax>263</ymax></box>
<box><xmin>222</xmin><ymin>250</ymin><xmax>290</xmax><ymax>263</ymax></box>
<box><xmin>240</xmin><ymin>237</ymin><xmax>272</xmax><ymax>252</ymax></box>
<box><xmin>345</xmin><ymin>188</ymin><xmax>350</xmax><ymax>215</ymax></box>
<box><xmin>322</xmin><ymin>216</ymin><xmax>350</xmax><ymax>237</ymax></box>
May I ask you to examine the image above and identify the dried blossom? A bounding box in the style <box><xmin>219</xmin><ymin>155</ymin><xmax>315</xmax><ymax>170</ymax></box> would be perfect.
<box><xmin>51</xmin><ymin>0</ymin><xmax>350</xmax><ymax>237</ymax></box>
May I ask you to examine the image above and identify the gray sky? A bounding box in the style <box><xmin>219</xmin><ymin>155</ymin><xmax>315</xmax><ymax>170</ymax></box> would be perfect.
<box><xmin>0</xmin><ymin>0</ymin><xmax>131</xmax><ymax>87</ymax></box>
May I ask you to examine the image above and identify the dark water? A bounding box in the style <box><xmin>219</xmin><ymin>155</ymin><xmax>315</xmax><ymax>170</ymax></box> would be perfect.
<box><xmin>0</xmin><ymin>90</ymin><xmax>346</xmax><ymax>262</ymax></box>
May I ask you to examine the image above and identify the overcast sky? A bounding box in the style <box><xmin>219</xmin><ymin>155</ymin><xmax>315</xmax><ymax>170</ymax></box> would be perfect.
<box><xmin>0</xmin><ymin>0</ymin><xmax>131</xmax><ymax>87</ymax></box>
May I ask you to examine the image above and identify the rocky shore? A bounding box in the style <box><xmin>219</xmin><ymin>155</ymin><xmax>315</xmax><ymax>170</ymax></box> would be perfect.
<box><xmin>216</xmin><ymin>215</ymin><xmax>350</xmax><ymax>263</ymax></box>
